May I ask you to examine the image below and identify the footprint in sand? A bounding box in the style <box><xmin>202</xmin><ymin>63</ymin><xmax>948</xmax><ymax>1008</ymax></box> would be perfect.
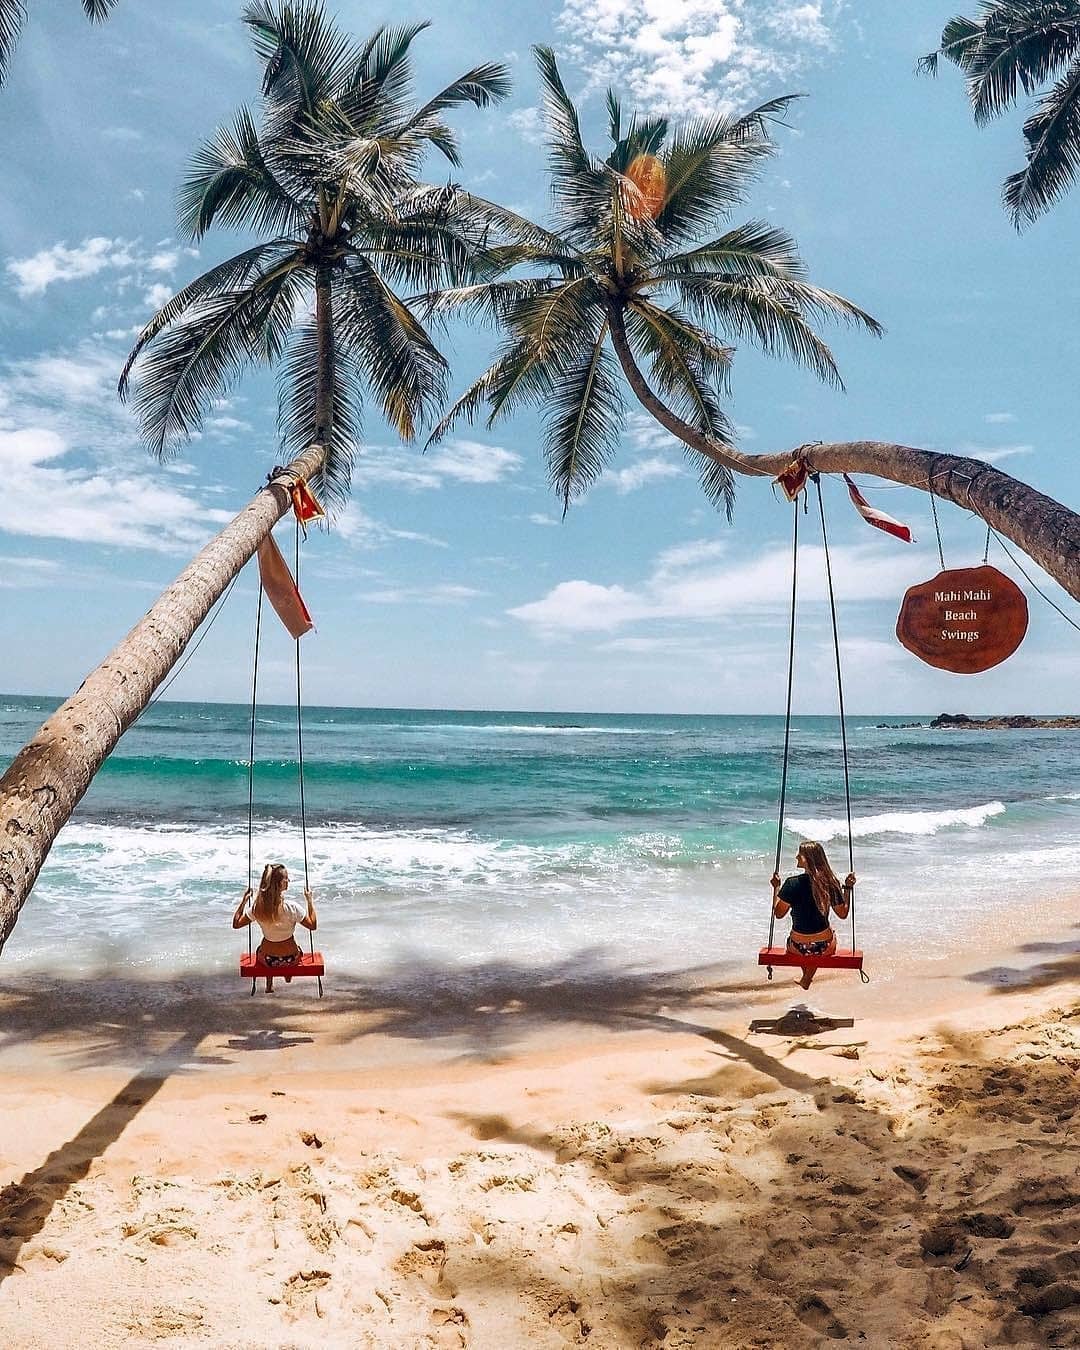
<box><xmin>795</xmin><ymin>1293</ymin><xmax>848</xmax><ymax>1340</ymax></box>
<box><xmin>547</xmin><ymin>1294</ymin><xmax>591</xmax><ymax>1345</ymax></box>
<box><xmin>0</xmin><ymin>1184</ymin><xmax>48</xmax><ymax>1239</ymax></box>
<box><xmin>396</xmin><ymin>1236</ymin><xmax>451</xmax><ymax>1292</ymax></box>
<box><xmin>282</xmin><ymin>1268</ymin><xmax>332</xmax><ymax>1310</ymax></box>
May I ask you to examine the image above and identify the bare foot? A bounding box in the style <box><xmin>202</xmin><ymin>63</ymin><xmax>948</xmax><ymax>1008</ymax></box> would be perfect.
<box><xmin>265</xmin><ymin>976</ymin><xmax>274</xmax><ymax>993</ymax></box>
<box><xmin>799</xmin><ymin>970</ymin><xmax>814</xmax><ymax>990</ymax></box>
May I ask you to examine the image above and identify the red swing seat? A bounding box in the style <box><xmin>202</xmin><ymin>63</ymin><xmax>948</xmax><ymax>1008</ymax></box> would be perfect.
<box><xmin>757</xmin><ymin>947</ymin><xmax>863</xmax><ymax>971</ymax></box>
<box><xmin>240</xmin><ymin>951</ymin><xmax>325</xmax><ymax>979</ymax></box>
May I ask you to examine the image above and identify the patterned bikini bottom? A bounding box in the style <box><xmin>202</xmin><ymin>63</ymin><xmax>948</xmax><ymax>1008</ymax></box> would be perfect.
<box><xmin>787</xmin><ymin>934</ymin><xmax>836</xmax><ymax>958</ymax></box>
<box><xmin>259</xmin><ymin>950</ymin><xmax>302</xmax><ymax>967</ymax></box>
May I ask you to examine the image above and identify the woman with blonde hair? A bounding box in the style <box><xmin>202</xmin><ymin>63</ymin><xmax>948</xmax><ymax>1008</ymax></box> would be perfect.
<box><xmin>232</xmin><ymin>862</ymin><xmax>317</xmax><ymax>992</ymax></box>
<box><xmin>770</xmin><ymin>840</ymin><xmax>855</xmax><ymax>990</ymax></box>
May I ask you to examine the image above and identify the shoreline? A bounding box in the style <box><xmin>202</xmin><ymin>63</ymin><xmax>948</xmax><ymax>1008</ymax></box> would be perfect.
<box><xmin>0</xmin><ymin>910</ymin><xmax>1076</xmax><ymax>1346</ymax></box>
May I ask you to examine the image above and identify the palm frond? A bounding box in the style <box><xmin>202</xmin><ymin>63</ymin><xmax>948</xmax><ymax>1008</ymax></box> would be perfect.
<box><xmin>1003</xmin><ymin>53</ymin><xmax>1080</xmax><ymax>222</ymax></box>
<box><xmin>533</xmin><ymin>46</ymin><xmax>611</xmax><ymax>238</ymax></box>
<box><xmin>625</xmin><ymin>300</ymin><xmax>734</xmax><ymax>419</ymax></box>
<box><xmin>693</xmin><ymin>452</ymin><xmax>739</xmax><ymax>518</ymax></box>
<box><xmin>427</xmin><ymin>339</ymin><xmax>554</xmax><ymax>445</ymax></box>
<box><xmin>0</xmin><ymin>1</ymin><xmax>26</xmax><ymax>85</ymax></box>
<box><xmin>353</xmin><ymin>221</ymin><xmax>477</xmax><ymax>291</ymax></box>
<box><xmin>337</xmin><ymin>21</ymin><xmax>429</xmax><ymax>133</ymax></box>
<box><xmin>624</xmin><ymin>299</ymin><xmax>737</xmax><ymax>516</ymax></box>
<box><xmin>420</xmin><ymin>277</ymin><xmax>562</xmax><ymax>328</ymax></box>
<box><xmin>958</xmin><ymin>3</ymin><xmax>1080</xmax><ymax>123</ymax></box>
<box><xmin>728</xmin><ymin>93</ymin><xmax>802</xmax><ymax>139</ymax></box>
<box><xmin>400</xmin><ymin>62</ymin><xmax>512</xmax><ymax>165</ymax></box>
<box><xmin>82</xmin><ymin>0</ymin><xmax>121</xmax><ymax>20</ymax></box>
<box><xmin>126</xmin><ymin>268</ymin><xmax>304</xmax><ymax>457</ymax></box>
<box><xmin>334</xmin><ymin>257</ymin><xmax>448</xmax><ymax>440</ymax></box>
<box><xmin>119</xmin><ymin>241</ymin><xmax>305</xmax><ymax>398</ymax></box>
<box><xmin>501</xmin><ymin>276</ymin><xmax>607</xmax><ymax>363</ymax></box>
<box><xmin>606</xmin><ymin>89</ymin><xmax>622</xmax><ymax>145</ymax></box>
<box><xmin>243</xmin><ymin>0</ymin><xmax>356</xmax><ymax>118</ymax></box>
<box><xmin>544</xmin><ymin>317</ymin><xmax>623</xmax><ymax>513</ymax></box>
<box><xmin>651</xmin><ymin>221</ymin><xmax>806</xmax><ymax>282</ymax></box>
<box><xmin>655</xmin><ymin>115</ymin><xmax>777</xmax><ymax>244</ymax></box>
<box><xmin>677</xmin><ymin>275</ymin><xmax>849</xmax><ymax>387</ymax></box>
<box><xmin>278</xmin><ymin>316</ymin><xmax>362</xmax><ymax>514</ymax></box>
<box><xmin>178</xmin><ymin>106</ymin><xmax>307</xmax><ymax>240</ymax></box>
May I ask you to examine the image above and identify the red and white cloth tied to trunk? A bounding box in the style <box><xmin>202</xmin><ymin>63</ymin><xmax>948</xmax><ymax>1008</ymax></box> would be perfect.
<box><xmin>843</xmin><ymin>474</ymin><xmax>914</xmax><ymax>543</ymax></box>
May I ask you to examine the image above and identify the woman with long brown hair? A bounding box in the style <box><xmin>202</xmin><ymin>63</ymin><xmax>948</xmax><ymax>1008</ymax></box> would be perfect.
<box><xmin>770</xmin><ymin>840</ymin><xmax>855</xmax><ymax>989</ymax></box>
<box><xmin>232</xmin><ymin>862</ymin><xmax>317</xmax><ymax>992</ymax></box>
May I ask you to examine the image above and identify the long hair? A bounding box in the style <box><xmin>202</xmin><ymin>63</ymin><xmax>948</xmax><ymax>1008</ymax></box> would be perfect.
<box><xmin>799</xmin><ymin>840</ymin><xmax>843</xmax><ymax>919</ymax></box>
<box><xmin>252</xmin><ymin>862</ymin><xmax>288</xmax><ymax>924</ymax></box>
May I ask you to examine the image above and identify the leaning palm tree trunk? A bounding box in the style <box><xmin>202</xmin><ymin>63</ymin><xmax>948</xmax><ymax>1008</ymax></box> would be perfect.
<box><xmin>606</xmin><ymin>306</ymin><xmax>1080</xmax><ymax>600</ymax></box>
<box><xmin>0</xmin><ymin>442</ymin><xmax>325</xmax><ymax>955</ymax></box>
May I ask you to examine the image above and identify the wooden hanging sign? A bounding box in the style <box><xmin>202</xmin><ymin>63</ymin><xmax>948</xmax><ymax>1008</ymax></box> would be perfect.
<box><xmin>896</xmin><ymin>565</ymin><xmax>1028</xmax><ymax>674</ymax></box>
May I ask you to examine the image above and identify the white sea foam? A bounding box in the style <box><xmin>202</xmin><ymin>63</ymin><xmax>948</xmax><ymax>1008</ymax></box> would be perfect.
<box><xmin>398</xmin><ymin>723</ymin><xmax>674</xmax><ymax>736</ymax></box>
<box><xmin>787</xmin><ymin>801</ymin><xmax>1007</xmax><ymax>841</ymax></box>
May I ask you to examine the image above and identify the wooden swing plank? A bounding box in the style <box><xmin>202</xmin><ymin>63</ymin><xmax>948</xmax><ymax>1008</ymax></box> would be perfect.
<box><xmin>240</xmin><ymin>952</ymin><xmax>325</xmax><ymax>979</ymax></box>
<box><xmin>758</xmin><ymin>947</ymin><xmax>863</xmax><ymax>970</ymax></box>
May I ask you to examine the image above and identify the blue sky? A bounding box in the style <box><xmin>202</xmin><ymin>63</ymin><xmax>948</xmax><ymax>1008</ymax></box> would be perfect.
<box><xmin>1</xmin><ymin>0</ymin><xmax>1078</xmax><ymax>714</ymax></box>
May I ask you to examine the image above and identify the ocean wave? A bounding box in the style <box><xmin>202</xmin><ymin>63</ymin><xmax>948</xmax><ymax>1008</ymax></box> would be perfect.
<box><xmin>787</xmin><ymin>801</ymin><xmax>1007</xmax><ymax>841</ymax></box>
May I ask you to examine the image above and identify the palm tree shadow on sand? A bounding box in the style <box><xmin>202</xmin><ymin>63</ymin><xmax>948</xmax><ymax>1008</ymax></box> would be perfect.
<box><xmin>0</xmin><ymin>939</ymin><xmax>1075</xmax><ymax>1341</ymax></box>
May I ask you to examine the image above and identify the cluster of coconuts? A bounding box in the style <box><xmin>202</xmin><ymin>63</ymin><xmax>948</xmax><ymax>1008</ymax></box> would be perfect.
<box><xmin>624</xmin><ymin>154</ymin><xmax>666</xmax><ymax>220</ymax></box>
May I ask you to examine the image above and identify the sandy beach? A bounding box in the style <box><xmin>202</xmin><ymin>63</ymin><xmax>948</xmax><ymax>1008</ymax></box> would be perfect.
<box><xmin>0</xmin><ymin>914</ymin><xmax>1076</xmax><ymax>1349</ymax></box>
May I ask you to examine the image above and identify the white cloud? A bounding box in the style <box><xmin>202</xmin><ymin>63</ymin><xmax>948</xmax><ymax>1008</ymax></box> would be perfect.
<box><xmin>655</xmin><ymin>538</ymin><xmax>728</xmax><ymax>572</ymax></box>
<box><xmin>509</xmin><ymin>106</ymin><xmax>545</xmax><ymax>145</ymax></box>
<box><xmin>143</xmin><ymin>282</ymin><xmax>174</xmax><ymax>310</ymax></box>
<box><xmin>335</xmin><ymin>505</ymin><xmax>448</xmax><ymax>549</ymax></box>
<box><xmin>959</xmin><ymin>442</ymin><xmax>1035</xmax><ymax>464</ymax></box>
<box><xmin>983</xmin><ymin>412</ymin><xmax>1017</xmax><ymax>425</ymax></box>
<box><xmin>606</xmin><ymin>455</ymin><xmax>683</xmax><ymax>493</ymax></box>
<box><xmin>353</xmin><ymin>439</ymin><xmax>522</xmax><ymax>490</ymax></box>
<box><xmin>0</xmin><ymin>426</ymin><xmax>230</xmax><ymax>552</ymax></box>
<box><xmin>529</xmin><ymin>512</ymin><xmax>561</xmax><ymax>526</ymax></box>
<box><xmin>510</xmin><ymin>534</ymin><xmax>932</xmax><ymax>634</ymax></box>
<box><xmin>359</xmin><ymin>583</ymin><xmax>484</xmax><ymax>605</ymax></box>
<box><xmin>556</xmin><ymin>1</ymin><xmax>844</xmax><ymax>117</ymax></box>
<box><xmin>625</xmin><ymin>411</ymin><xmax>677</xmax><ymax>452</ymax></box>
<box><xmin>5</xmin><ymin>236</ymin><xmax>189</xmax><ymax>298</ymax></box>
<box><xmin>7</xmin><ymin>238</ymin><xmax>135</xmax><ymax>296</ymax></box>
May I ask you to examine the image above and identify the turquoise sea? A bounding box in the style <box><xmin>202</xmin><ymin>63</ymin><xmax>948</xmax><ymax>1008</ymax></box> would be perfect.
<box><xmin>1</xmin><ymin>696</ymin><xmax>1077</xmax><ymax>979</ymax></box>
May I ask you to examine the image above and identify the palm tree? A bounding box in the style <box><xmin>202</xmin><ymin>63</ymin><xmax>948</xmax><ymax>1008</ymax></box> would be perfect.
<box><xmin>433</xmin><ymin>47</ymin><xmax>1080</xmax><ymax>600</ymax></box>
<box><xmin>430</xmin><ymin>47</ymin><xmax>881</xmax><ymax>517</ymax></box>
<box><xmin>0</xmin><ymin>1</ymin><xmax>509</xmax><ymax>954</ymax></box>
<box><xmin>0</xmin><ymin>0</ymin><xmax>119</xmax><ymax>85</ymax></box>
<box><xmin>919</xmin><ymin>1</ymin><xmax>1080</xmax><ymax>226</ymax></box>
<box><xmin>120</xmin><ymin>0</ymin><xmax>510</xmax><ymax>513</ymax></box>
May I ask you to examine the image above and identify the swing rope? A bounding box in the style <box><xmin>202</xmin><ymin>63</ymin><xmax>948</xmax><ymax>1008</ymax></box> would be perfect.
<box><xmin>767</xmin><ymin>497</ymin><xmax>800</xmax><ymax>961</ymax></box>
<box><xmin>766</xmin><ymin>478</ymin><xmax>866</xmax><ymax>982</ymax></box>
<box><xmin>294</xmin><ymin>515</ymin><xmax>321</xmax><ymax>996</ymax></box>
<box><xmin>244</xmin><ymin>526</ymin><xmax>321</xmax><ymax>996</ymax></box>
<box><xmin>246</xmin><ymin>584</ymin><xmax>264</xmax><ymax>978</ymax></box>
<box><xmin>813</xmin><ymin>475</ymin><xmax>868</xmax><ymax>983</ymax></box>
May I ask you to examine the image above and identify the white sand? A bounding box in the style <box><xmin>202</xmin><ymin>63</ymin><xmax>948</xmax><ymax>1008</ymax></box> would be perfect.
<box><xmin>0</xmin><ymin>919</ymin><xmax>1076</xmax><ymax>1348</ymax></box>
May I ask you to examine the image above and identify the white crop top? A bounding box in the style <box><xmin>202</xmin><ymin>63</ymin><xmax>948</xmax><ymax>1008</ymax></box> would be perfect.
<box><xmin>245</xmin><ymin>893</ymin><xmax>307</xmax><ymax>942</ymax></box>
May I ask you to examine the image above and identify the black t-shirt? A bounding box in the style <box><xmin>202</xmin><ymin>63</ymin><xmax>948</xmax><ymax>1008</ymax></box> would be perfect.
<box><xmin>779</xmin><ymin>873</ymin><xmax>833</xmax><ymax>935</ymax></box>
